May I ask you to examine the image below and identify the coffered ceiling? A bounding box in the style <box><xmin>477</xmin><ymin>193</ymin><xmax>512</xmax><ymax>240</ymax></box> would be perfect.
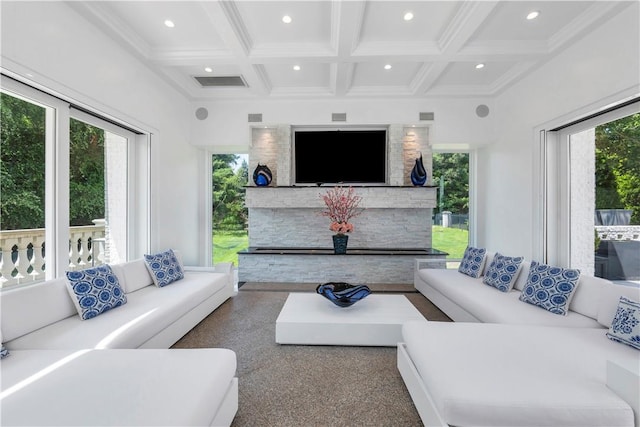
<box><xmin>69</xmin><ymin>1</ymin><xmax>633</xmax><ymax>100</ymax></box>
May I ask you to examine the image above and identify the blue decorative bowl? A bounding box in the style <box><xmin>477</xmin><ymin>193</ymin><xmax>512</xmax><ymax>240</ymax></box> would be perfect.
<box><xmin>316</xmin><ymin>282</ymin><xmax>371</xmax><ymax>308</ymax></box>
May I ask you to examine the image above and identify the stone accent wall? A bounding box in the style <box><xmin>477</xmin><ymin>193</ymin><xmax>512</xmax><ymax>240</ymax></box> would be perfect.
<box><xmin>402</xmin><ymin>126</ymin><xmax>432</xmax><ymax>186</ymax></box>
<box><xmin>238</xmin><ymin>253</ymin><xmax>431</xmax><ymax>284</ymax></box>
<box><xmin>245</xmin><ymin>186</ymin><xmax>436</xmax><ymax>248</ymax></box>
<box><xmin>248</xmin><ymin>208</ymin><xmax>432</xmax><ymax>248</ymax></box>
<box><xmin>242</xmin><ymin>123</ymin><xmax>435</xmax><ymax>283</ymax></box>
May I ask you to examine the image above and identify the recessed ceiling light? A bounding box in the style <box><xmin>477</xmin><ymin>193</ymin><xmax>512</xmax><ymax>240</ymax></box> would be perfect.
<box><xmin>475</xmin><ymin>63</ymin><xmax>485</xmax><ymax>69</ymax></box>
<box><xmin>293</xmin><ymin>65</ymin><xmax>301</xmax><ymax>71</ymax></box>
<box><xmin>403</xmin><ymin>12</ymin><xmax>414</xmax><ymax>21</ymax></box>
<box><xmin>282</xmin><ymin>15</ymin><xmax>292</xmax><ymax>24</ymax></box>
<box><xmin>384</xmin><ymin>64</ymin><xmax>392</xmax><ymax>70</ymax></box>
<box><xmin>164</xmin><ymin>19</ymin><xmax>175</xmax><ymax>28</ymax></box>
<box><xmin>204</xmin><ymin>67</ymin><xmax>213</xmax><ymax>73</ymax></box>
<box><xmin>526</xmin><ymin>11</ymin><xmax>540</xmax><ymax>20</ymax></box>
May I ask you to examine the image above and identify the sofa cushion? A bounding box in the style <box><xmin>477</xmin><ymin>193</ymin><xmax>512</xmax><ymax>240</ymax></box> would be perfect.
<box><xmin>402</xmin><ymin>321</ymin><xmax>636</xmax><ymax>427</ymax></box>
<box><xmin>569</xmin><ymin>274</ymin><xmax>610</xmax><ymax>320</ymax></box>
<box><xmin>482</xmin><ymin>252</ymin><xmax>524</xmax><ymax>292</ymax></box>
<box><xmin>144</xmin><ymin>249</ymin><xmax>184</xmax><ymax>287</ymax></box>
<box><xmin>0</xmin><ymin>278</ymin><xmax>78</xmax><ymax>342</ymax></box>
<box><xmin>513</xmin><ymin>261</ymin><xmax>531</xmax><ymax>291</ymax></box>
<box><xmin>110</xmin><ymin>259</ymin><xmax>154</xmax><ymax>294</ymax></box>
<box><xmin>65</xmin><ymin>264</ymin><xmax>127</xmax><ymax>320</ymax></box>
<box><xmin>519</xmin><ymin>261</ymin><xmax>580</xmax><ymax>316</ymax></box>
<box><xmin>0</xmin><ymin>348</ymin><xmax>237</xmax><ymax>426</ymax></box>
<box><xmin>458</xmin><ymin>246</ymin><xmax>486</xmax><ymax>278</ymax></box>
<box><xmin>597</xmin><ymin>283</ymin><xmax>640</xmax><ymax>328</ymax></box>
<box><xmin>5</xmin><ymin>272</ymin><xmax>229</xmax><ymax>350</ymax></box>
<box><xmin>606</xmin><ymin>296</ymin><xmax>640</xmax><ymax>350</ymax></box>
<box><xmin>415</xmin><ymin>269</ymin><xmax>601</xmax><ymax>327</ymax></box>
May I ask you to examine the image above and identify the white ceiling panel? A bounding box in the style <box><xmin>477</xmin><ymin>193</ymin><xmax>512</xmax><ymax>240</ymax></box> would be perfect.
<box><xmin>264</xmin><ymin>63</ymin><xmax>330</xmax><ymax>88</ymax></box>
<box><xmin>359</xmin><ymin>1</ymin><xmax>459</xmax><ymax>43</ymax></box>
<box><xmin>352</xmin><ymin>62</ymin><xmax>422</xmax><ymax>87</ymax></box>
<box><xmin>67</xmin><ymin>0</ymin><xmax>635</xmax><ymax>100</ymax></box>
<box><xmin>472</xmin><ymin>1</ymin><xmax>597</xmax><ymax>41</ymax></box>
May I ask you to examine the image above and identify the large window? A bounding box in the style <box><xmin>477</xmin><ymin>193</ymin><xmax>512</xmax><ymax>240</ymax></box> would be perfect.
<box><xmin>0</xmin><ymin>78</ymin><xmax>150</xmax><ymax>288</ymax></box>
<box><xmin>541</xmin><ymin>100</ymin><xmax>639</xmax><ymax>280</ymax></box>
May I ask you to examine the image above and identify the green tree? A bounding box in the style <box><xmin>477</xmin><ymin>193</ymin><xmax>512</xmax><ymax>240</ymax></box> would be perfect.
<box><xmin>212</xmin><ymin>154</ymin><xmax>247</xmax><ymax>231</ymax></box>
<box><xmin>596</xmin><ymin>113</ymin><xmax>640</xmax><ymax>223</ymax></box>
<box><xmin>0</xmin><ymin>93</ymin><xmax>46</xmax><ymax>230</ymax></box>
<box><xmin>1</xmin><ymin>94</ymin><xmax>106</xmax><ymax>230</ymax></box>
<box><xmin>69</xmin><ymin>118</ymin><xmax>105</xmax><ymax>226</ymax></box>
<box><xmin>432</xmin><ymin>153</ymin><xmax>469</xmax><ymax>213</ymax></box>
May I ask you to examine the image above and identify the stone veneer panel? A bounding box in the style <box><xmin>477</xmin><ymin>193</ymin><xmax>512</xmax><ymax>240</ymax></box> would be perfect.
<box><xmin>403</xmin><ymin>126</ymin><xmax>432</xmax><ymax>186</ymax></box>
<box><xmin>248</xmin><ymin>208</ymin><xmax>432</xmax><ymax>248</ymax></box>
<box><xmin>243</xmin><ymin>123</ymin><xmax>435</xmax><ymax>283</ymax></box>
<box><xmin>238</xmin><ymin>253</ymin><xmax>443</xmax><ymax>284</ymax></box>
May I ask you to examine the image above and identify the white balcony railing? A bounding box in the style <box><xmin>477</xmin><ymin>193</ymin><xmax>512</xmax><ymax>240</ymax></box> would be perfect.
<box><xmin>596</xmin><ymin>225</ymin><xmax>640</xmax><ymax>242</ymax></box>
<box><xmin>0</xmin><ymin>224</ymin><xmax>106</xmax><ymax>288</ymax></box>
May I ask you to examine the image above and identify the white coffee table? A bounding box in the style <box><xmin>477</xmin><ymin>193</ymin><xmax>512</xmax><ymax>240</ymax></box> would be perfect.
<box><xmin>275</xmin><ymin>292</ymin><xmax>426</xmax><ymax>346</ymax></box>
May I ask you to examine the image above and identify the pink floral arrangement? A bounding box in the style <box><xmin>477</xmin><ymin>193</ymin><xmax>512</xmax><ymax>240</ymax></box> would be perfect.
<box><xmin>320</xmin><ymin>186</ymin><xmax>363</xmax><ymax>235</ymax></box>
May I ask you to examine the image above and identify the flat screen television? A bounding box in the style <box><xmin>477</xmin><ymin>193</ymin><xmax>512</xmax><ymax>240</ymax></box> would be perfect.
<box><xmin>293</xmin><ymin>128</ymin><xmax>387</xmax><ymax>184</ymax></box>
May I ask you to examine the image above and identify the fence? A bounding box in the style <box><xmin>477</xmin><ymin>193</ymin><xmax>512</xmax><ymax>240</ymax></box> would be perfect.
<box><xmin>433</xmin><ymin>212</ymin><xmax>469</xmax><ymax>230</ymax></box>
<box><xmin>0</xmin><ymin>224</ymin><xmax>106</xmax><ymax>288</ymax></box>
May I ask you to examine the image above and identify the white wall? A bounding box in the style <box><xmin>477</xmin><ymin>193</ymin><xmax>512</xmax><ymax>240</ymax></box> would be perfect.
<box><xmin>1</xmin><ymin>2</ymin><xmax>202</xmax><ymax>264</ymax></box>
<box><xmin>482</xmin><ymin>3</ymin><xmax>640</xmax><ymax>261</ymax></box>
<box><xmin>189</xmin><ymin>97</ymin><xmax>495</xmax><ymax>150</ymax></box>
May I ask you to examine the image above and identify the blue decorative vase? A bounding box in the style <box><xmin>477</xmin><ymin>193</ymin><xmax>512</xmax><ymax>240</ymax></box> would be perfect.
<box><xmin>332</xmin><ymin>234</ymin><xmax>348</xmax><ymax>254</ymax></box>
<box><xmin>410</xmin><ymin>154</ymin><xmax>427</xmax><ymax>186</ymax></box>
<box><xmin>316</xmin><ymin>282</ymin><xmax>371</xmax><ymax>308</ymax></box>
<box><xmin>253</xmin><ymin>164</ymin><xmax>272</xmax><ymax>186</ymax></box>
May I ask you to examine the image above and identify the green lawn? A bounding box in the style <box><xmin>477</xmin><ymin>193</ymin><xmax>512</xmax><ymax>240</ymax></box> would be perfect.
<box><xmin>431</xmin><ymin>226</ymin><xmax>469</xmax><ymax>259</ymax></box>
<box><xmin>213</xmin><ymin>226</ymin><xmax>468</xmax><ymax>265</ymax></box>
<box><xmin>213</xmin><ymin>231</ymin><xmax>249</xmax><ymax>266</ymax></box>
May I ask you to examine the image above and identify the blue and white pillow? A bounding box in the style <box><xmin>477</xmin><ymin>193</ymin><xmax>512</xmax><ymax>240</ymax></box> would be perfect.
<box><xmin>144</xmin><ymin>249</ymin><xmax>184</xmax><ymax>287</ymax></box>
<box><xmin>606</xmin><ymin>297</ymin><xmax>640</xmax><ymax>350</ymax></box>
<box><xmin>519</xmin><ymin>261</ymin><xmax>580</xmax><ymax>316</ymax></box>
<box><xmin>482</xmin><ymin>253</ymin><xmax>524</xmax><ymax>292</ymax></box>
<box><xmin>66</xmin><ymin>264</ymin><xmax>127</xmax><ymax>320</ymax></box>
<box><xmin>1</xmin><ymin>331</ymin><xmax>8</xmax><ymax>359</ymax></box>
<box><xmin>458</xmin><ymin>246</ymin><xmax>487</xmax><ymax>278</ymax></box>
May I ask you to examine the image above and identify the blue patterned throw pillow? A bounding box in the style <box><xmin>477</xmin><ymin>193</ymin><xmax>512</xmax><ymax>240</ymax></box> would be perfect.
<box><xmin>1</xmin><ymin>344</ymin><xmax>8</xmax><ymax>359</ymax></box>
<box><xmin>66</xmin><ymin>264</ymin><xmax>127</xmax><ymax>320</ymax></box>
<box><xmin>606</xmin><ymin>297</ymin><xmax>640</xmax><ymax>350</ymax></box>
<box><xmin>144</xmin><ymin>249</ymin><xmax>184</xmax><ymax>287</ymax></box>
<box><xmin>458</xmin><ymin>246</ymin><xmax>487</xmax><ymax>278</ymax></box>
<box><xmin>482</xmin><ymin>253</ymin><xmax>524</xmax><ymax>292</ymax></box>
<box><xmin>519</xmin><ymin>261</ymin><xmax>580</xmax><ymax>316</ymax></box>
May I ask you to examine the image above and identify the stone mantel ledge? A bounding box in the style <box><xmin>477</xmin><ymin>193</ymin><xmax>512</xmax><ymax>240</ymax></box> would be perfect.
<box><xmin>245</xmin><ymin>186</ymin><xmax>437</xmax><ymax>209</ymax></box>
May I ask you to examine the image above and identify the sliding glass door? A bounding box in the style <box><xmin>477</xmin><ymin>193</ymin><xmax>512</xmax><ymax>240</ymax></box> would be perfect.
<box><xmin>1</xmin><ymin>78</ymin><xmax>150</xmax><ymax>288</ymax></box>
<box><xmin>543</xmin><ymin>101</ymin><xmax>639</xmax><ymax>280</ymax></box>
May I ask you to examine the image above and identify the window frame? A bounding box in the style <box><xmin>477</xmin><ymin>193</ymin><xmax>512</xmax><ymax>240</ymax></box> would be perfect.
<box><xmin>1</xmin><ymin>76</ymin><xmax>151</xmax><ymax>284</ymax></box>
<box><xmin>535</xmin><ymin>98</ymin><xmax>639</xmax><ymax>267</ymax></box>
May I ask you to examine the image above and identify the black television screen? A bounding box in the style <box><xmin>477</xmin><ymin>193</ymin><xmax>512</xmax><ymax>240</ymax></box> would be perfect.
<box><xmin>294</xmin><ymin>129</ymin><xmax>387</xmax><ymax>184</ymax></box>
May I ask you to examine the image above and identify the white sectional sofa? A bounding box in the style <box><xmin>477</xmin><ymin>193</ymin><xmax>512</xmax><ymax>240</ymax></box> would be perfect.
<box><xmin>399</xmin><ymin>251</ymin><xmax>640</xmax><ymax>427</ymax></box>
<box><xmin>0</xmin><ymin>251</ymin><xmax>238</xmax><ymax>426</ymax></box>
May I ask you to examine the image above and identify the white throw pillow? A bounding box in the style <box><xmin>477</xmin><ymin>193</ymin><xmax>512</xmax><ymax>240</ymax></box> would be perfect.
<box><xmin>482</xmin><ymin>252</ymin><xmax>524</xmax><ymax>292</ymax></box>
<box><xmin>606</xmin><ymin>297</ymin><xmax>640</xmax><ymax>350</ymax></box>
<box><xmin>0</xmin><ymin>330</ymin><xmax>8</xmax><ymax>359</ymax></box>
<box><xmin>519</xmin><ymin>261</ymin><xmax>580</xmax><ymax>316</ymax></box>
<box><xmin>458</xmin><ymin>246</ymin><xmax>487</xmax><ymax>278</ymax></box>
<box><xmin>65</xmin><ymin>264</ymin><xmax>127</xmax><ymax>320</ymax></box>
<box><xmin>143</xmin><ymin>248</ymin><xmax>184</xmax><ymax>287</ymax></box>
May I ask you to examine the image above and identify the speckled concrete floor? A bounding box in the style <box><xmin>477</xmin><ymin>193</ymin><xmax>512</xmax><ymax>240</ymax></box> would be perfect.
<box><xmin>172</xmin><ymin>289</ymin><xmax>451</xmax><ymax>426</ymax></box>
